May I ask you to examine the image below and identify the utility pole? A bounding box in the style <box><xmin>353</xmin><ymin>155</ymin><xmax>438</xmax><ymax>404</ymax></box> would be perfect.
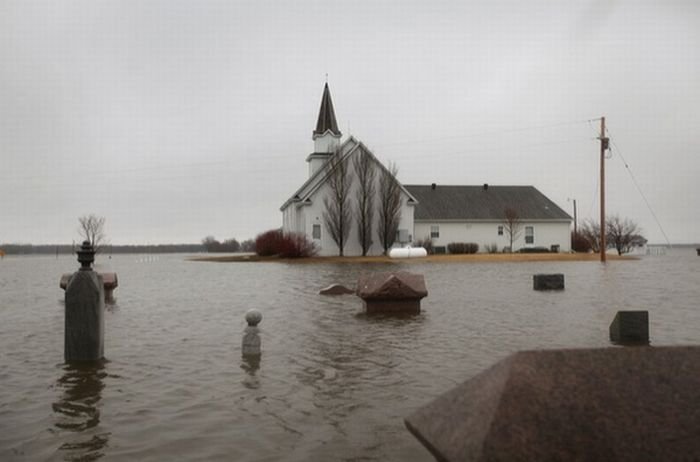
<box><xmin>573</xmin><ymin>199</ymin><xmax>577</xmax><ymax>243</ymax></box>
<box><xmin>599</xmin><ymin>117</ymin><xmax>608</xmax><ymax>263</ymax></box>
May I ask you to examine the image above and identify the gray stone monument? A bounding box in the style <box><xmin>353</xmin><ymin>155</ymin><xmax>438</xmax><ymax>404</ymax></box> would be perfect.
<box><xmin>242</xmin><ymin>309</ymin><xmax>262</xmax><ymax>356</ymax></box>
<box><xmin>61</xmin><ymin>271</ymin><xmax>118</xmax><ymax>304</ymax></box>
<box><xmin>356</xmin><ymin>271</ymin><xmax>428</xmax><ymax>314</ymax></box>
<box><xmin>610</xmin><ymin>310</ymin><xmax>649</xmax><ymax>345</ymax></box>
<box><xmin>64</xmin><ymin>241</ymin><xmax>105</xmax><ymax>362</ymax></box>
<box><xmin>405</xmin><ymin>346</ymin><xmax>700</xmax><ymax>461</ymax></box>
<box><xmin>533</xmin><ymin>273</ymin><xmax>565</xmax><ymax>290</ymax></box>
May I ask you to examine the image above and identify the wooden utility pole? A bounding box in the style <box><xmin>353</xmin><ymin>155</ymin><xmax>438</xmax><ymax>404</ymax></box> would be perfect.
<box><xmin>573</xmin><ymin>199</ymin><xmax>578</xmax><ymax>242</ymax></box>
<box><xmin>599</xmin><ymin>117</ymin><xmax>608</xmax><ymax>263</ymax></box>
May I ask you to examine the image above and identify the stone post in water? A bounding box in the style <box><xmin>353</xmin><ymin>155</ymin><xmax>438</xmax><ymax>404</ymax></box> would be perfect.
<box><xmin>64</xmin><ymin>241</ymin><xmax>105</xmax><ymax>362</ymax></box>
<box><xmin>242</xmin><ymin>309</ymin><xmax>262</xmax><ymax>357</ymax></box>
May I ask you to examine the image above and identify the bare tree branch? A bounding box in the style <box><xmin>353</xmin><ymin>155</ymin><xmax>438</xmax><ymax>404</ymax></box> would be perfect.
<box><xmin>322</xmin><ymin>151</ymin><xmax>353</xmax><ymax>256</ymax></box>
<box><xmin>502</xmin><ymin>207</ymin><xmax>522</xmax><ymax>253</ymax></box>
<box><xmin>78</xmin><ymin>214</ymin><xmax>107</xmax><ymax>253</ymax></box>
<box><xmin>606</xmin><ymin>215</ymin><xmax>647</xmax><ymax>255</ymax></box>
<box><xmin>377</xmin><ymin>162</ymin><xmax>402</xmax><ymax>254</ymax></box>
<box><xmin>353</xmin><ymin>148</ymin><xmax>376</xmax><ymax>256</ymax></box>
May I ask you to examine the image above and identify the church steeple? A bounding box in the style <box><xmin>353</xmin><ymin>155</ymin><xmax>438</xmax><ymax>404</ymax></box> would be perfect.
<box><xmin>313</xmin><ymin>82</ymin><xmax>341</xmax><ymax>138</ymax></box>
<box><xmin>307</xmin><ymin>82</ymin><xmax>343</xmax><ymax>177</ymax></box>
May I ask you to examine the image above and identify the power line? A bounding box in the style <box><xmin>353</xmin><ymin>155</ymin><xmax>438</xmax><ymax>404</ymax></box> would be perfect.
<box><xmin>605</xmin><ymin>127</ymin><xmax>672</xmax><ymax>247</ymax></box>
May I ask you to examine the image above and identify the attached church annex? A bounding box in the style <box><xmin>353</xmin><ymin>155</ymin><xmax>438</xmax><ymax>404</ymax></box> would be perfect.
<box><xmin>281</xmin><ymin>84</ymin><xmax>572</xmax><ymax>256</ymax></box>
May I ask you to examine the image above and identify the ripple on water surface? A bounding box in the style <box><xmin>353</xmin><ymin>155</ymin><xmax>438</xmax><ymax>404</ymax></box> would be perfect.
<box><xmin>1</xmin><ymin>251</ymin><xmax>699</xmax><ymax>461</ymax></box>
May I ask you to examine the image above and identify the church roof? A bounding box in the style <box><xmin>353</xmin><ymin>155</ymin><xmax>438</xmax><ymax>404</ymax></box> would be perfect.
<box><xmin>280</xmin><ymin>136</ymin><xmax>418</xmax><ymax>211</ymax></box>
<box><xmin>313</xmin><ymin>82</ymin><xmax>341</xmax><ymax>137</ymax></box>
<box><xmin>405</xmin><ymin>185</ymin><xmax>571</xmax><ymax>221</ymax></box>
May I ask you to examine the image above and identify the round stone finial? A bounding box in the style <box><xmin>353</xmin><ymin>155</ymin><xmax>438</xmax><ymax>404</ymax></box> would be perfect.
<box><xmin>77</xmin><ymin>240</ymin><xmax>95</xmax><ymax>271</ymax></box>
<box><xmin>245</xmin><ymin>309</ymin><xmax>262</xmax><ymax>327</ymax></box>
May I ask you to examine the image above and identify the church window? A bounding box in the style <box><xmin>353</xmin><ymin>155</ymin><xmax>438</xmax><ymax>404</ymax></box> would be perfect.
<box><xmin>525</xmin><ymin>226</ymin><xmax>534</xmax><ymax>244</ymax></box>
<box><xmin>312</xmin><ymin>224</ymin><xmax>321</xmax><ymax>239</ymax></box>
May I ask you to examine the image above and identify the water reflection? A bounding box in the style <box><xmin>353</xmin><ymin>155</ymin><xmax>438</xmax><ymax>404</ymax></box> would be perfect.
<box><xmin>240</xmin><ymin>355</ymin><xmax>261</xmax><ymax>389</ymax></box>
<box><xmin>52</xmin><ymin>361</ymin><xmax>109</xmax><ymax>461</ymax></box>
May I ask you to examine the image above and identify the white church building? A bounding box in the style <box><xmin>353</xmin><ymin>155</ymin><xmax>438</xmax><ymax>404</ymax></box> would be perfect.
<box><xmin>281</xmin><ymin>84</ymin><xmax>572</xmax><ymax>256</ymax></box>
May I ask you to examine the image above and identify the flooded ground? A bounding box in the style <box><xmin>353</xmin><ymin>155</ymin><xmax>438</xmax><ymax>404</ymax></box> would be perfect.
<box><xmin>1</xmin><ymin>250</ymin><xmax>698</xmax><ymax>461</ymax></box>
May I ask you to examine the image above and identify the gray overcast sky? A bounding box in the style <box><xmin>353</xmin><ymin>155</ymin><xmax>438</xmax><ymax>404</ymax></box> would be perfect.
<box><xmin>1</xmin><ymin>0</ymin><xmax>698</xmax><ymax>245</ymax></box>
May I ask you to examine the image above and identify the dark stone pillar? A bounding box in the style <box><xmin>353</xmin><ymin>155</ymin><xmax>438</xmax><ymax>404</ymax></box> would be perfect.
<box><xmin>64</xmin><ymin>241</ymin><xmax>105</xmax><ymax>362</ymax></box>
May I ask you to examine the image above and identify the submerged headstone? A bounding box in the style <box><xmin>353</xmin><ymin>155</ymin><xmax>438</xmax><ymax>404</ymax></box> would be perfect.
<box><xmin>405</xmin><ymin>346</ymin><xmax>700</xmax><ymax>462</ymax></box>
<box><xmin>65</xmin><ymin>241</ymin><xmax>105</xmax><ymax>362</ymax></box>
<box><xmin>319</xmin><ymin>284</ymin><xmax>354</xmax><ymax>295</ymax></box>
<box><xmin>610</xmin><ymin>310</ymin><xmax>649</xmax><ymax>345</ymax></box>
<box><xmin>356</xmin><ymin>271</ymin><xmax>428</xmax><ymax>314</ymax></box>
<box><xmin>533</xmin><ymin>273</ymin><xmax>564</xmax><ymax>291</ymax></box>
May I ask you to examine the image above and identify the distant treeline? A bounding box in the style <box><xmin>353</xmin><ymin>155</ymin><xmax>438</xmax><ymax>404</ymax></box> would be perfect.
<box><xmin>0</xmin><ymin>244</ymin><xmax>206</xmax><ymax>255</ymax></box>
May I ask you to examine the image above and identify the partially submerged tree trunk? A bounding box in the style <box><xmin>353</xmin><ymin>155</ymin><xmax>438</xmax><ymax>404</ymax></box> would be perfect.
<box><xmin>353</xmin><ymin>148</ymin><xmax>376</xmax><ymax>256</ymax></box>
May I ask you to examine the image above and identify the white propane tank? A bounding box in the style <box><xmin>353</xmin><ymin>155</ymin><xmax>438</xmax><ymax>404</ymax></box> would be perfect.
<box><xmin>389</xmin><ymin>246</ymin><xmax>428</xmax><ymax>259</ymax></box>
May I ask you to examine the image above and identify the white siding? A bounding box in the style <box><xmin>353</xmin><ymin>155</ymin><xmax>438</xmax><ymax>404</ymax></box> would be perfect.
<box><xmin>413</xmin><ymin>221</ymin><xmax>571</xmax><ymax>252</ymax></box>
<box><xmin>294</xmin><ymin>147</ymin><xmax>415</xmax><ymax>256</ymax></box>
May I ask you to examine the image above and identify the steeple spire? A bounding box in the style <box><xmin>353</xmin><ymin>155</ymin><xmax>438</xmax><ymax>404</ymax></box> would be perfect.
<box><xmin>313</xmin><ymin>82</ymin><xmax>341</xmax><ymax>138</ymax></box>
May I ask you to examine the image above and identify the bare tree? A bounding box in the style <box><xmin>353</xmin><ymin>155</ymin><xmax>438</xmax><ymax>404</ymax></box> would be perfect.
<box><xmin>502</xmin><ymin>208</ymin><xmax>522</xmax><ymax>253</ymax></box>
<box><xmin>353</xmin><ymin>148</ymin><xmax>376</xmax><ymax>256</ymax></box>
<box><xmin>78</xmin><ymin>214</ymin><xmax>107</xmax><ymax>252</ymax></box>
<box><xmin>322</xmin><ymin>151</ymin><xmax>353</xmax><ymax>256</ymax></box>
<box><xmin>579</xmin><ymin>219</ymin><xmax>602</xmax><ymax>253</ymax></box>
<box><xmin>606</xmin><ymin>215</ymin><xmax>647</xmax><ymax>255</ymax></box>
<box><xmin>377</xmin><ymin>162</ymin><xmax>402</xmax><ymax>254</ymax></box>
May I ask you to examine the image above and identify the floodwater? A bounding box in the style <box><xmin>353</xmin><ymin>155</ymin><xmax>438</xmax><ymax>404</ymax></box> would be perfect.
<box><xmin>1</xmin><ymin>250</ymin><xmax>698</xmax><ymax>461</ymax></box>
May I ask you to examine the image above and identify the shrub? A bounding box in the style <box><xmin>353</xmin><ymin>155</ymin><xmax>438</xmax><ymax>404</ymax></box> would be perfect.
<box><xmin>254</xmin><ymin>229</ymin><xmax>316</xmax><ymax>258</ymax></box>
<box><xmin>255</xmin><ymin>229</ymin><xmax>284</xmax><ymax>256</ymax></box>
<box><xmin>277</xmin><ymin>233</ymin><xmax>317</xmax><ymax>258</ymax></box>
<box><xmin>447</xmin><ymin>242</ymin><xmax>479</xmax><ymax>254</ymax></box>
<box><xmin>485</xmin><ymin>243</ymin><xmax>499</xmax><ymax>254</ymax></box>
<box><xmin>518</xmin><ymin>246</ymin><xmax>550</xmax><ymax>253</ymax></box>
<box><xmin>414</xmin><ymin>237</ymin><xmax>434</xmax><ymax>254</ymax></box>
<box><xmin>571</xmin><ymin>232</ymin><xmax>592</xmax><ymax>253</ymax></box>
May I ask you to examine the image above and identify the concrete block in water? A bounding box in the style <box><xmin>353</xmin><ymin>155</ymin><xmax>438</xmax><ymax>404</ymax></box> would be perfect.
<box><xmin>356</xmin><ymin>271</ymin><xmax>428</xmax><ymax>314</ymax></box>
<box><xmin>405</xmin><ymin>346</ymin><xmax>700</xmax><ymax>461</ymax></box>
<box><xmin>533</xmin><ymin>273</ymin><xmax>564</xmax><ymax>291</ymax></box>
<box><xmin>610</xmin><ymin>310</ymin><xmax>649</xmax><ymax>345</ymax></box>
<box><xmin>65</xmin><ymin>270</ymin><xmax>105</xmax><ymax>361</ymax></box>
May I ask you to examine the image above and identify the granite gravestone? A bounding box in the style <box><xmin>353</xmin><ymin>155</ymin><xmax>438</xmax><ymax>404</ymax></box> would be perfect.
<box><xmin>405</xmin><ymin>346</ymin><xmax>700</xmax><ymax>462</ymax></box>
<box><xmin>64</xmin><ymin>241</ymin><xmax>105</xmax><ymax>362</ymax></box>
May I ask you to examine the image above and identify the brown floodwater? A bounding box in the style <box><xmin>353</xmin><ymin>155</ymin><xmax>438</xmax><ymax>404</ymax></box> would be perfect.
<box><xmin>1</xmin><ymin>250</ymin><xmax>698</xmax><ymax>461</ymax></box>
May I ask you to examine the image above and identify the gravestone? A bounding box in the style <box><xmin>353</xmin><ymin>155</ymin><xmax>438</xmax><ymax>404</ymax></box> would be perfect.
<box><xmin>61</xmin><ymin>271</ymin><xmax>118</xmax><ymax>304</ymax></box>
<box><xmin>610</xmin><ymin>310</ymin><xmax>649</xmax><ymax>345</ymax></box>
<box><xmin>405</xmin><ymin>346</ymin><xmax>700</xmax><ymax>462</ymax></box>
<box><xmin>356</xmin><ymin>271</ymin><xmax>428</xmax><ymax>314</ymax></box>
<box><xmin>64</xmin><ymin>241</ymin><xmax>105</xmax><ymax>362</ymax></box>
<box><xmin>533</xmin><ymin>273</ymin><xmax>564</xmax><ymax>291</ymax></box>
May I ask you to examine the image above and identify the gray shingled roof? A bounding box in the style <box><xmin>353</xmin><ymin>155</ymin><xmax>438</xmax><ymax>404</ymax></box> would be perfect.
<box><xmin>405</xmin><ymin>185</ymin><xmax>572</xmax><ymax>221</ymax></box>
<box><xmin>313</xmin><ymin>82</ymin><xmax>341</xmax><ymax>136</ymax></box>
